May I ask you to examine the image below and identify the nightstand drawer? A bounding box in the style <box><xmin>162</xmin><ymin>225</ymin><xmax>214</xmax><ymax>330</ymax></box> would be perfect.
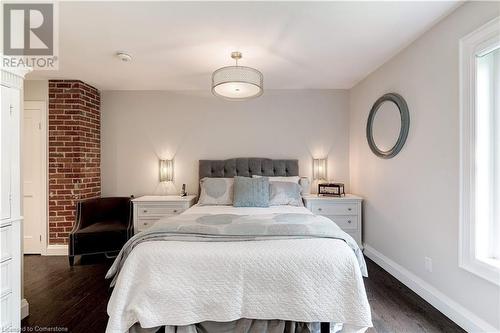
<box><xmin>311</xmin><ymin>202</ymin><xmax>357</xmax><ymax>215</ymax></box>
<box><xmin>132</xmin><ymin>195</ymin><xmax>196</xmax><ymax>235</ymax></box>
<box><xmin>323</xmin><ymin>215</ymin><xmax>358</xmax><ymax>230</ymax></box>
<box><xmin>303</xmin><ymin>194</ymin><xmax>362</xmax><ymax>249</ymax></box>
<box><xmin>136</xmin><ymin>218</ymin><xmax>163</xmax><ymax>232</ymax></box>
<box><xmin>138</xmin><ymin>205</ymin><xmax>184</xmax><ymax>217</ymax></box>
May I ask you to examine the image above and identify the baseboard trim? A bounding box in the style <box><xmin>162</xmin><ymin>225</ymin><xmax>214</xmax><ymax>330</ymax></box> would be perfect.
<box><xmin>21</xmin><ymin>298</ymin><xmax>29</xmax><ymax>319</ymax></box>
<box><xmin>45</xmin><ymin>244</ymin><xmax>68</xmax><ymax>256</ymax></box>
<box><xmin>363</xmin><ymin>244</ymin><xmax>497</xmax><ymax>333</ymax></box>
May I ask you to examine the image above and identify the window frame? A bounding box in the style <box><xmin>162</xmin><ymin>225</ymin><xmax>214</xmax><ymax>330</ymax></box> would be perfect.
<box><xmin>459</xmin><ymin>16</ymin><xmax>500</xmax><ymax>286</ymax></box>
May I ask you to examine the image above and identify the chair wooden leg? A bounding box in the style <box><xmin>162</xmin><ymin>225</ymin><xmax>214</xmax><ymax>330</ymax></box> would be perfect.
<box><xmin>69</xmin><ymin>255</ymin><xmax>75</xmax><ymax>266</ymax></box>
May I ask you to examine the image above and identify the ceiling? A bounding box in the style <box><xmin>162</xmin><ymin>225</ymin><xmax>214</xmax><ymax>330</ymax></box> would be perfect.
<box><xmin>27</xmin><ymin>1</ymin><xmax>461</xmax><ymax>90</ymax></box>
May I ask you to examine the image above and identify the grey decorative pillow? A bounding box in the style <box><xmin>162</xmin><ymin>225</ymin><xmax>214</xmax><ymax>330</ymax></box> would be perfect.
<box><xmin>253</xmin><ymin>175</ymin><xmax>310</xmax><ymax>194</ymax></box>
<box><xmin>233</xmin><ymin>176</ymin><xmax>270</xmax><ymax>207</ymax></box>
<box><xmin>199</xmin><ymin>177</ymin><xmax>234</xmax><ymax>205</ymax></box>
<box><xmin>269</xmin><ymin>181</ymin><xmax>303</xmax><ymax>206</ymax></box>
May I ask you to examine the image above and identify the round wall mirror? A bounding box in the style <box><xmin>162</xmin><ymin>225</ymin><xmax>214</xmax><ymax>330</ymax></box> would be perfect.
<box><xmin>366</xmin><ymin>93</ymin><xmax>410</xmax><ymax>159</ymax></box>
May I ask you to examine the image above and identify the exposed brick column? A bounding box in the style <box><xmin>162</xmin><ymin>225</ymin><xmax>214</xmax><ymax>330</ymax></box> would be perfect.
<box><xmin>48</xmin><ymin>80</ymin><xmax>101</xmax><ymax>244</ymax></box>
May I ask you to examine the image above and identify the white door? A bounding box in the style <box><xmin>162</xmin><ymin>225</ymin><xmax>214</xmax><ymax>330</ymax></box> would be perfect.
<box><xmin>23</xmin><ymin>101</ymin><xmax>45</xmax><ymax>254</ymax></box>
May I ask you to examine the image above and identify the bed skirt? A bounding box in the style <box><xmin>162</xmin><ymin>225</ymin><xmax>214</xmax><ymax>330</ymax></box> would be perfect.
<box><xmin>129</xmin><ymin>319</ymin><xmax>323</xmax><ymax>333</ymax></box>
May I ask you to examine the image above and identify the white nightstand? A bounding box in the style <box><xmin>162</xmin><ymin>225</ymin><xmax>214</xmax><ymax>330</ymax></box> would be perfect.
<box><xmin>303</xmin><ymin>194</ymin><xmax>363</xmax><ymax>248</ymax></box>
<box><xmin>132</xmin><ymin>195</ymin><xmax>196</xmax><ymax>233</ymax></box>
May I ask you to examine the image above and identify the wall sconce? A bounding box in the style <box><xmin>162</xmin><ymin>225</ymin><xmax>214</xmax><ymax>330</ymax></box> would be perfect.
<box><xmin>313</xmin><ymin>158</ymin><xmax>327</xmax><ymax>180</ymax></box>
<box><xmin>159</xmin><ymin>159</ymin><xmax>173</xmax><ymax>182</ymax></box>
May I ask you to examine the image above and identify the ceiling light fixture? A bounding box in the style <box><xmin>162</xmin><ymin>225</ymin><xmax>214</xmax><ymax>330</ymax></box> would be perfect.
<box><xmin>211</xmin><ymin>51</ymin><xmax>263</xmax><ymax>100</ymax></box>
<box><xmin>116</xmin><ymin>51</ymin><xmax>132</xmax><ymax>62</ymax></box>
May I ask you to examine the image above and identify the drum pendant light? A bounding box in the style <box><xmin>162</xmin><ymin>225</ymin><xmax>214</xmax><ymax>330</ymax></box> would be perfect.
<box><xmin>211</xmin><ymin>51</ymin><xmax>263</xmax><ymax>100</ymax></box>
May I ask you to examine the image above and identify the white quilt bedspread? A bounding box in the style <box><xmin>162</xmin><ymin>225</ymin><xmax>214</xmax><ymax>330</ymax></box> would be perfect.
<box><xmin>106</xmin><ymin>205</ymin><xmax>372</xmax><ymax>332</ymax></box>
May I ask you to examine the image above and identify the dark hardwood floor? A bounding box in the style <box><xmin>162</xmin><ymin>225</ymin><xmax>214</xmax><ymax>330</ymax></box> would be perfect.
<box><xmin>22</xmin><ymin>255</ymin><xmax>464</xmax><ymax>333</ymax></box>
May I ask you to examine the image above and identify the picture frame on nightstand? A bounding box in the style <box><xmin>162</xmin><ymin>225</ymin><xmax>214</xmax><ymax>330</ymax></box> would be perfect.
<box><xmin>318</xmin><ymin>183</ymin><xmax>345</xmax><ymax>197</ymax></box>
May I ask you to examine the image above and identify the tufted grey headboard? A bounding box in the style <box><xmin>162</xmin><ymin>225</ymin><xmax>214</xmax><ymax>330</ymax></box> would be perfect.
<box><xmin>199</xmin><ymin>158</ymin><xmax>299</xmax><ymax>179</ymax></box>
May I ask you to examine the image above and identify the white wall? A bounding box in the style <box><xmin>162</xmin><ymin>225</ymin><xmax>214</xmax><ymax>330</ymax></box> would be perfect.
<box><xmin>23</xmin><ymin>80</ymin><xmax>48</xmax><ymax>101</ymax></box>
<box><xmin>349</xmin><ymin>2</ymin><xmax>500</xmax><ymax>331</ymax></box>
<box><xmin>101</xmin><ymin>89</ymin><xmax>349</xmax><ymax>197</ymax></box>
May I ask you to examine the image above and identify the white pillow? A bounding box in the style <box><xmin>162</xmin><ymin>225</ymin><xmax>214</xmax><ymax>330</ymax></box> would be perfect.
<box><xmin>198</xmin><ymin>177</ymin><xmax>234</xmax><ymax>205</ymax></box>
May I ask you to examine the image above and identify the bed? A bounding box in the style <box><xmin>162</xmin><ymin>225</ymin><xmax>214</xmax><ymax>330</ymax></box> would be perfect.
<box><xmin>105</xmin><ymin>158</ymin><xmax>372</xmax><ymax>333</ymax></box>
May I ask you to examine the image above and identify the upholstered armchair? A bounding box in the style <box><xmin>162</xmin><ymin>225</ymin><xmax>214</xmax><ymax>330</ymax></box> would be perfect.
<box><xmin>68</xmin><ymin>197</ymin><xmax>133</xmax><ymax>266</ymax></box>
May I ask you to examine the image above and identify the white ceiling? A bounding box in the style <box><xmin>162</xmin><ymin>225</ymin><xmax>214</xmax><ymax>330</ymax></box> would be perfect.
<box><xmin>28</xmin><ymin>1</ymin><xmax>461</xmax><ymax>90</ymax></box>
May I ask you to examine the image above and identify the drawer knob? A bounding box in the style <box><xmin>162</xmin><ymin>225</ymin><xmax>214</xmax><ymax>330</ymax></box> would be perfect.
<box><xmin>348</xmin><ymin>220</ymin><xmax>352</xmax><ymax>224</ymax></box>
<box><xmin>143</xmin><ymin>210</ymin><xmax>148</xmax><ymax>213</ymax></box>
<box><xmin>318</xmin><ymin>208</ymin><xmax>322</xmax><ymax>211</ymax></box>
<box><xmin>173</xmin><ymin>209</ymin><xmax>178</xmax><ymax>213</ymax></box>
<box><xmin>144</xmin><ymin>222</ymin><xmax>148</xmax><ymax>225</ymax></box>
<box><xmin>348</xmin><ymin>208</ymin><xmax>352</xmax><ymax>211</ymax></box>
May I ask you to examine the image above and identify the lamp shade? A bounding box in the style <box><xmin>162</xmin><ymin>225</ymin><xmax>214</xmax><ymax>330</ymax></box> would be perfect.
<box><xmin>212</xmin><ymin>66</ymin><xmax>263</xmax><ymax>100</ymax></box>
<box><xmin>211</xmin><ymin>51</ymin><xmax>263</xmax><ymax>100</ymax></box>
<box><xmin>313</xmin><ymin>159</ymin><xmax>327</xmax><ymax>180</ymax></box>
<box><xmin>159</xmin><ymin>159</ymin><xmax>173</xmax><ymax>182</ymax></box>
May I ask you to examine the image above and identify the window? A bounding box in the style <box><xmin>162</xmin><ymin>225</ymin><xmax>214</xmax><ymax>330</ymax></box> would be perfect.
<box><xmin>460</xmin><ymin>17</ymin><xmax>500</xmax><ymax>285</ymax></box>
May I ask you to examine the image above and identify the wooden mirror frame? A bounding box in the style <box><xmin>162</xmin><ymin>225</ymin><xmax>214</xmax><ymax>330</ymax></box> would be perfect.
<box><xmin>366</xmin><ymin>93</ymin><xmax>410</xmax><ymax>159</ymax></box>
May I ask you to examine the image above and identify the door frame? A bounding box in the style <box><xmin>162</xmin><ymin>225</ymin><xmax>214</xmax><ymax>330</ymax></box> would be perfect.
<box><xmin>23</xmin><ymin>101</ymin><xmax>48</xmax><ymax>255</ymax></box>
